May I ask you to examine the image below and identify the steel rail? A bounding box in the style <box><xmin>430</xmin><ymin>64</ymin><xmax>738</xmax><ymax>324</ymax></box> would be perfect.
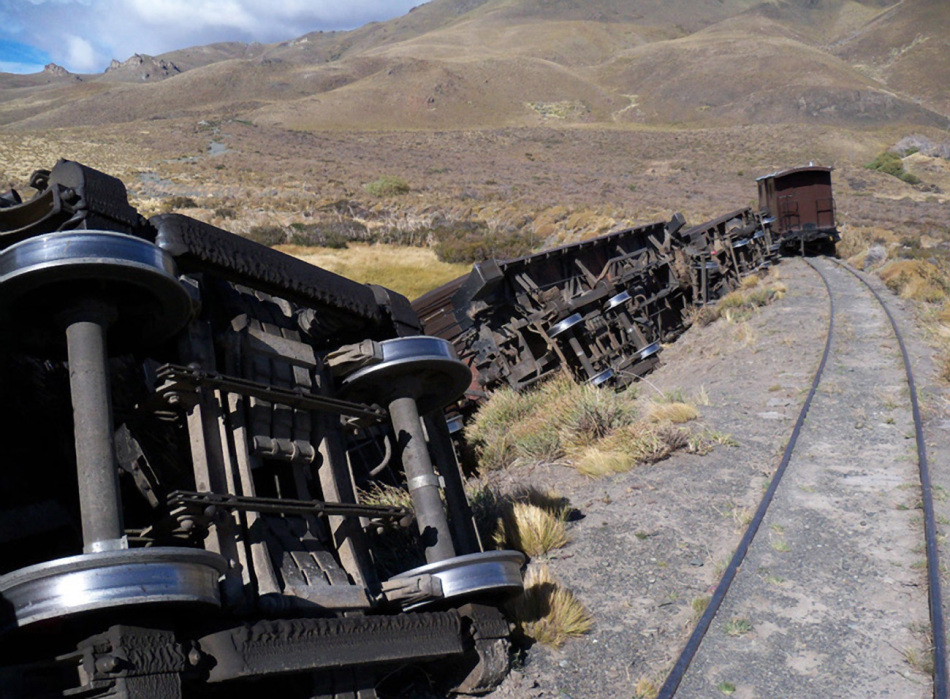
<box><xmin>656</xmin><ymin>258</ymin><xmax>835</xmax><ymax>698</ymax></box>
<box><xmin>830</xmin><ymin>257</ymin><xmax>948</xmax><ymax>699</ymax></box>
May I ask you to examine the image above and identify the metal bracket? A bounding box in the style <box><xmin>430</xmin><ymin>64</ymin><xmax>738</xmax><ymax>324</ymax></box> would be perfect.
<box><xmin>153</xmin><ymin>363</ymin><xmax>387</xmax><ymax>422</ymax></box>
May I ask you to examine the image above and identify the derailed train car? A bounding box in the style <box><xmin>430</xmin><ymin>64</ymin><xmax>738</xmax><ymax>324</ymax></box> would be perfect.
<box><xmin>413</xmin><ymin>207</ymin><xmax>774</xmax><ymax>408</ymax></box>
<box><xmin>0</xmin><ymin>161</ymin><xmax>523</xmax><ymax>698</ymax></box>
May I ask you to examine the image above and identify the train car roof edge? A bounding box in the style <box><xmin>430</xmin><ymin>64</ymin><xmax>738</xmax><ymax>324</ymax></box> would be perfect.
<box><xmin>756</xmin><ymin>165</ymin><xmax>834</xmax><ymax>182</ymax></box>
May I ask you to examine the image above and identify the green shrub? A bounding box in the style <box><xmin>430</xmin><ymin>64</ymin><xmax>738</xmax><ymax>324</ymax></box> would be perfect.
<box><xmin>866</xmin><ymin>151</ymin><xmax>921</xmax><ymax>185</ymax></box>
<box><xmin>363</xmin><ymin>175</ymin><xmax>410</xmax><ymax>197</ymax></box>
<box><xmin>432</xmin><ymin>222</ymin><xmax>539</xmax><ymax>264</ymax></box>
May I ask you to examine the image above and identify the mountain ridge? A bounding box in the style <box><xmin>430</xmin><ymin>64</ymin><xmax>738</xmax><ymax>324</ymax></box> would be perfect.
<box><xmin>0</xmin><ymin>0</ymin><xmax>946</xmax><ymax>131</ymax></box>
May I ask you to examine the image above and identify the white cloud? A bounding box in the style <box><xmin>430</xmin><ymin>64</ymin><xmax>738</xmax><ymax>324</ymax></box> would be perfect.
<box><xmin>126</xmin><ymin>0</ymin><xmax>257</xmax><ymax>31</ymax></box>
<box><xmin>1</xmin><ymin>0</ymin><xmax>427</xmax><ymax>73</ymax></box>
<box><xmin>63</xmin><ymin>35</ymin><xmax>101</xmax><ymax>72</ymax></box>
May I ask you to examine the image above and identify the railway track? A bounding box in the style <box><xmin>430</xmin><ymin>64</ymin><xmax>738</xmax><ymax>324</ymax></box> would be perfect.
<box><xmin>658</xmin><ymin>257</ymin><xmax>948</xmax><ymax>698</ymax></box>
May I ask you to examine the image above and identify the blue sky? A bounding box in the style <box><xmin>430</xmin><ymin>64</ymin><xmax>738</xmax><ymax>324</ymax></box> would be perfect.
<box><xmin>0</xmin><ymin>0</ymin><xmax>427</xmax><ymax>74</ymax></box>
<box><xmin>0</xmin><ymin>37</ymin><xmax>51</xmax><ymax>73</ymax></box>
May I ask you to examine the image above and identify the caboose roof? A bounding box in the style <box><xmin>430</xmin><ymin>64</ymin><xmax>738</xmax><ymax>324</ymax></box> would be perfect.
<box><xmin>756</xmin><ymin>165</ymin><xmax>834</xmax><ymax>182</ymax></box>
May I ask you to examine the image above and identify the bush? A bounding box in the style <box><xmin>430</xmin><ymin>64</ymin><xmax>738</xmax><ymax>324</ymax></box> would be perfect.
<box><xmin>432</xmin><ymin>222</ymin><xmax>540</xmax><ymax>264</ymax></box>
<box><xmin>287</xmin><ymin>221</ymin><xmax>367</xmax><ymax>248</ymax></box>
<box><xmin>506</xmin><ymin>563</ymin><xmax>593</xmax><ymax>648</ymax></box>
<box><xmin>158</xmin><ymin>195</ymin><xmax>199</xmax><ymax>213</ymax></box>
<box><xmin>866</xmin><ymin>151</ymin><xmax>921</xmax><ymax>185</ymax></box>
<box><xmin>166</xmin><ymin>195</ymin><xmax>198</xmax><ymax>208</ymax></box>
<box><xmin>363</xmin><ymin>175</ymin><xmax>410</xmax><ymax>197</ymax></box>
<box><xmin>244</xmin><ymin>225</ymin><xmax>285</xmax><ymax>247</ymax></box>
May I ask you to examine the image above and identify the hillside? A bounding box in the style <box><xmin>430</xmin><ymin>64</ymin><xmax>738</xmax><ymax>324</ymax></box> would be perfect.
<box><xmin>831</xmin><ymin>0</ymin><xmax>950</xmax><ymax>117</ymax></box>
<box><xmin>0</xmin><ymin>0</ymin><xmax>947</xmax><ymax>131</ymax></box>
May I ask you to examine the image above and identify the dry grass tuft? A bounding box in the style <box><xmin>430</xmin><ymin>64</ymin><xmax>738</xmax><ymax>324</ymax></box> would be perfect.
<box><xmin>718</xmin><ymin>290</ymin><xmax>749</xmax><ymax>311</ymax></box>
<box><xmin>358</xmin><ymin>482</ymin><xmax>423</xmax><ymax>577</ymax></box>
<box><xmin>685</xmin><ymin>303</ymin><xmax>721</xmax><ymax>327</ymax></box>
<box><xmin>634</xmin><ymin>678</ymin><xmax>659</xmax><ymax>699</ymax></box>
<box><xmin>740</xmin><ymin>274</ymin><xmax>760</xmax><ymax>290</ymax></box>
<box><xmin>838</xmin><ymin>225</ymin><xmax>901</xmax><ymax>265</ymax></box>
<box><xmin>507</xmin><ymin>563</ymin><xmax>593</xmax><ymax>648</ymax></box>
<box><xmin>573</xmin><ymin>448</ymin><xmax>637</xmax><ymax>478</ymax></box>
<box><xmin>467</xmin><ymin>372</ymin><xmax>639</xmax><ymax>470</ymax></box>
<box><xmin>467</xmin><ymin>483</ymin><xmax>574</xmax><ymax>557</ymax></box>
<box><xmin>493</xmin><ymin>502</ymin><xmax>570</xmax><ymax>556</ymax></box>
<box><xmin>647</xmin><ymin>401</ymin><xmax>699</xmax><ymax>424</ymax></box>
<box><xmin>570</xmin><ymin>419</ymin><xmax>691</xmax><ymax>477</ymax></box>
<box><xmin>468</xmin><ymin>375</ymin><xmax>714</xmax><ymax>478</ymax></box>
<box><xmin>769</xmin><ymin>281</ymin><xmax>788</xmax><ymax>299</ymax></box>
<box><xmin>723</xmin><ymin>617</ymin><xmax>753</xmax><ymax>637</ymax></box>
<box><xmin>359</xmin><ymin>481</ymin><xmax>413</xmax><ymax>509</ymax></box>
<box><xmin>904</xmin><ymin>646</ymin><xmax>936</xmax><ymax>675</ymax></box>
<box><xmin>594</xmin><ymin>421</ymin><xmax>690</xmax><ymax>466</ymax></box>
<box><xmin>716</xmin><ymin>270</ymin><xmax>787</xmax><ymax>323</ymax></box>
<box><xmin>691</xmin><ymin>595</ymin><xmax>711</xmax><ymax>621</ymax></box>
<box><xmin>938</xmin><ymin>303</ymin><xmax>950</xmax><ymax>326</ymax></box>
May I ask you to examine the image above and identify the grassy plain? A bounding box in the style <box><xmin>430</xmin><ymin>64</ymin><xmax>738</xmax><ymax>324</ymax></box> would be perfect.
<box><xmin>273</xmin><ymin>243</ymin><xmax>470</xmax><ymax>299</ymax></box>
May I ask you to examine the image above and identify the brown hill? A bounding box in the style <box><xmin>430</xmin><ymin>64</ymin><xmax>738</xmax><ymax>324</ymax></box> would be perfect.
<box><xmin>831</xmin><ymin>0</ymin><xmax>950</xmax><ymax>116</ymax></box>
<box><xmin>596</xmin><ymin>14</ymin><xmax>947</xmax><ymax>127</ymax></box>
<box><xmin>0</xmin><ymin>0</ymin><xmax>946</xmax><ymax>131</ymax></box>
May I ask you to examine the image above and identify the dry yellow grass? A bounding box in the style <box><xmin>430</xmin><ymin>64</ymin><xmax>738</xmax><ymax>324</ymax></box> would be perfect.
<box><xmin>493</xmin><ymin>502</ymin><xmax>570</xmax><ymax>556</ymax></box>
<box><xmin>468</xmin><ymin>371</ymin><xmax>697</xmax><ymax>476</ymax></box>
<box><xmin>879</xmin><ymin>260</ymin><xmax>948</xmax><ymax>303</ymax></box>
<box><xmin>938</xmin><ymin>303</ymin><xmax>950</xmax><ymax>326</ymax></box>
<box><xmin>740</xmin><ymin>274</ymin><xmax>760</xmax><ymax>290</ymax></box>
<box><xmin>732</xmin><ymin>320</ymin><xmax>757</xmax><ymax>346</ymax></box>
<box><xmin>467</xmin><ymin>371</ymin><xmax>639</xmax><ymax>470</ymax></box>
<box><xmin>646</xmin><ymin>401</ymin><xmax>699</xmax><ymax>424</ymax></box>
<box><xmin>573</xmin><ymin>448</ymin><xmax>637</xmax><ymax>478</ymax></box>
<box><xmin>634</xmin><ymin>678</ymin><xmax>660</xmax><ymax>699</ymax></box>
<box><xmin>276</xmin><ymin>243</ymin><xmax>470</xmax><ymax>300</ymax></box>
<box><xmin>839</xmin><ymin>225</ymin><xmax>901</xmax><ymax>264</ymax></box>
<box><xmin>577</xmin><ymin>421</ymin><xmax>691</xmax><ymax>476</ymax></box>
<box><xmin>507</xmin><ymin>563</ymin><xmax>593</xmax><ymax>648</ymax></box>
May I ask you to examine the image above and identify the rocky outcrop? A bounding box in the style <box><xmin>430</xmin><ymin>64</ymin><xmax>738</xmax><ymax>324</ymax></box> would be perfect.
<box><xmin>104</xmin><ymin>54</ymin><xmax>181</xmax><ymax>82</ymax></box>
<box><xmin>43</xmin><ymin>63</ymin><xmax>70</xmax><ymax>77</ymax></box>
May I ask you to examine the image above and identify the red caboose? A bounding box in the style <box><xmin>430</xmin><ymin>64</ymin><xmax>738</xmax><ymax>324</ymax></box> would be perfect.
<box><xmin>757</xmin><ymin>165</ymin><xmax>839</xmax><ymax>253</ymax></box>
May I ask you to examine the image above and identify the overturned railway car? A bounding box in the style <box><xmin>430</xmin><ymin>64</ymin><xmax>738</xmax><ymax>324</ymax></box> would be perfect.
<box><xmin>0</xmin><ymin>161</ymin><xmax>523</xmax><ymax>698</ymax></box>
<box><xmin>413</xmin><ymin>208</ymin><xmax>773</xmax><ymax>407</ymax></box>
